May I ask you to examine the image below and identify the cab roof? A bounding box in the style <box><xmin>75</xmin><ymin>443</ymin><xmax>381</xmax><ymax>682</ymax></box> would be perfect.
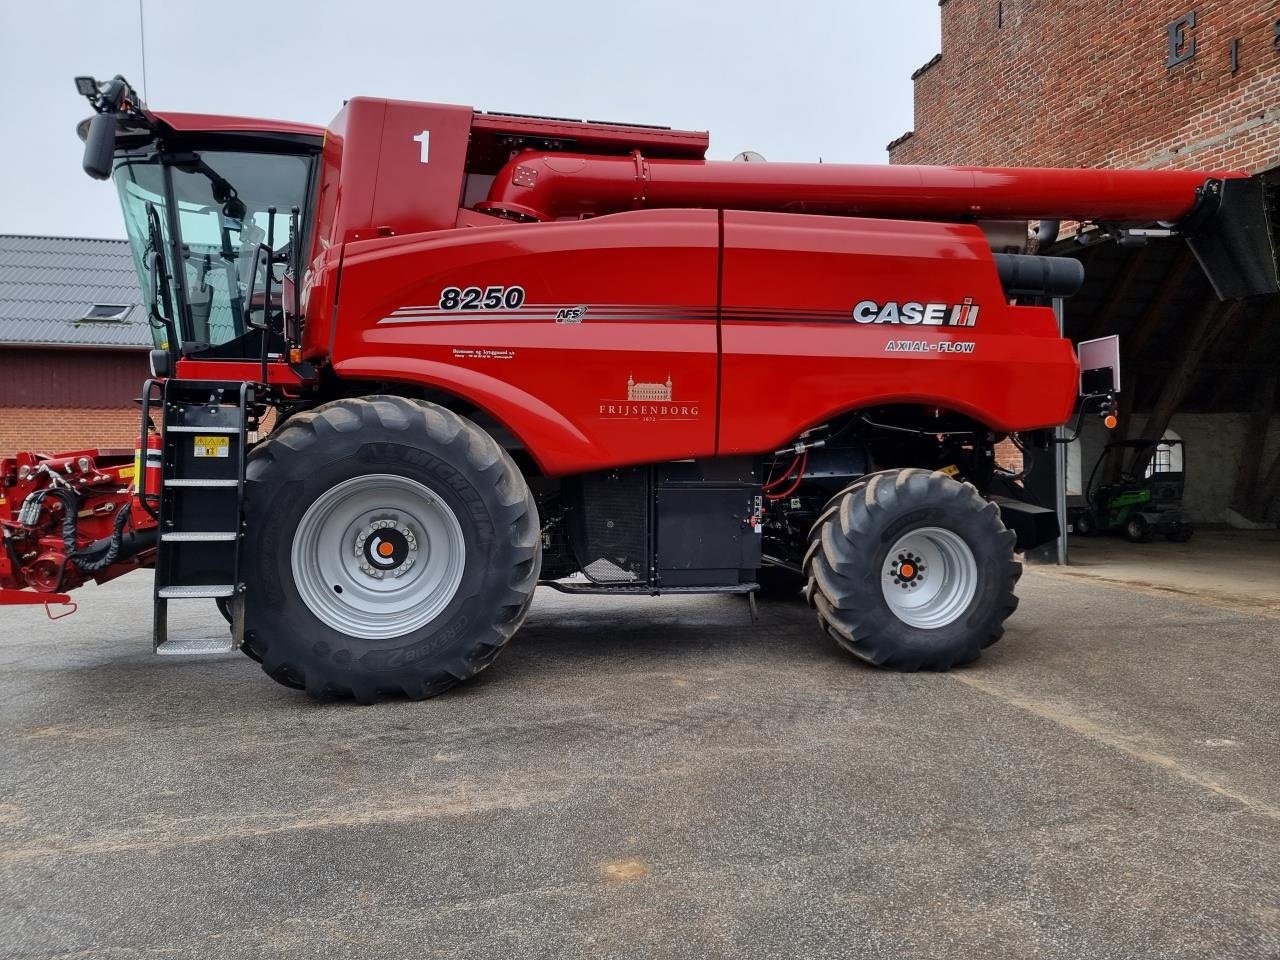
<box><xmin>150</xmin><ymin>111</ymin><xmax>326</xmax><ymax>140</ymax></box>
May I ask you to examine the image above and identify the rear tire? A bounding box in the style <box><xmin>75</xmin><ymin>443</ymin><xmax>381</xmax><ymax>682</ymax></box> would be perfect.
<box><xmin>1073</xmin><ymin>510</ymin><xmax>1096</xmax><ymax>537</ymax></box>
<box><xmin>804</xmin><ymin>468</ymin><xmax>1020</xmax><ymax>670</ymax></box>
<box><xmin>241</xmin><ymin>396</ymin><xmax>540</xmax><ymax>702</ymax></box>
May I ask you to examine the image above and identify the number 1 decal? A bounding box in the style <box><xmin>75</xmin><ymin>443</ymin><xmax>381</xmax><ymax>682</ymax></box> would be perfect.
<box><xmin>413</xmin><ymin>130</ymin><xmax>430</xmax><ymax>165</ymax></box>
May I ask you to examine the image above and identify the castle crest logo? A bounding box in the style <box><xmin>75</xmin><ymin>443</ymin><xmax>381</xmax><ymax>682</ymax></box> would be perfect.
<box><xmin>599</xmin><ymin>374</ymin><xmax>700</xmax><ymax>421</ymax></box>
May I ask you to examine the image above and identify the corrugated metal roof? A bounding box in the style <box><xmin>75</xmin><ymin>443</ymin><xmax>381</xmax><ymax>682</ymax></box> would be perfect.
<box><xmin>0</xmin><ymin>235</ymin><xmax>151</xmax><ymax>348</ymax></box>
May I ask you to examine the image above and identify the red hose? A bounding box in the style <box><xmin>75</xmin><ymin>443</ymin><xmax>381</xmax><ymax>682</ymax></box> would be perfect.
<box><xmin>763</xmin><ymin>454</ymin><xmax>801</xmax><ymax>491</ymax></box>
<box><xmin>765</xmin><ymin>453</ymin><xmax>808</xmax><ymax>501</ymax></box>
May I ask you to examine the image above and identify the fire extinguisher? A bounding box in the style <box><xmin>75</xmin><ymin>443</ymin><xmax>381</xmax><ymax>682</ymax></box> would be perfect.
<box><xmin>132</xmin><ymin>432</ymin><xmax>163</xmax><ymax>500</ymax></box>
<box><xmin>144</xmin><ymin>432</ymin><xmax>163</xmax><ymax>500</ymax></box>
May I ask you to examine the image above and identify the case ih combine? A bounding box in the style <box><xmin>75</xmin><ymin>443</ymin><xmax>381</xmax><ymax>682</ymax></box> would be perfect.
<box><xmin>0</xmin><ymin>75</ymin><xmax>1273</xmax><ymax>701</ymax></box>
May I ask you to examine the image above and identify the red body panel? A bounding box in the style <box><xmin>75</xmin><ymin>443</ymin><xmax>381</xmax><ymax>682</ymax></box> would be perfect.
<box><xmin>330</xmin><ymin>210</ymin><xmax>721</xmax><ymax>474</ymax></box>
<box><xmin>718</xmin><ymin>212</ymin><xmax>1077</xmax><ymax>451</ymax></box>
<box><xmin>301</xmin><ymin>98</ymin><xmax>475</xmax><ymax>358</ymax></box>
<box><xmin>173</xmin><ymin>359</ymin><xmax>308</xmax><ymax>387</ymax></box>
<box><xmin>327</xmin><ymin>208</ymin><xmax>1076</xmax><ymax>475</ymax></box>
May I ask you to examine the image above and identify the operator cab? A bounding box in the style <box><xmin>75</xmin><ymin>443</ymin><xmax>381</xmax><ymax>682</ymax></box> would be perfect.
<box><xmin>76</xmin><ymin>76</ymin><xmax>322</xmax><ymax>369</ymax></box>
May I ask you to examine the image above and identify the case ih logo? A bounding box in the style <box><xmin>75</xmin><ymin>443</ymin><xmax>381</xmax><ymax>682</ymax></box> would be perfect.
<box><xmin>853</xmin><ymin>298</ymin><xmax>980</xmax><ymax>327</ymax></box>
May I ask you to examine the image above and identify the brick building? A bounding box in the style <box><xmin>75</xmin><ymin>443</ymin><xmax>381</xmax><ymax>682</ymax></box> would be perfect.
<box><xmin>888</xmin><ymin>0</ymin><xmax>1280</xmax><ymax>526</ymax></box>
<box><xmin>889</xmin><ymin>0</ymin><xmax>1279</xmax><ymax>174</ymax></box>
<box><xmin>0</xmin><ymin>235</ymin><xmax>150</xmax><ymax>454</ymax></box>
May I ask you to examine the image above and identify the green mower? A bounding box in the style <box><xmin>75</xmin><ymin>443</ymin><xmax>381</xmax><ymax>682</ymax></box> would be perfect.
<box><xmin>1069</xmin><ymin>438</ymin><xmax>1194</xmax><ymax>543</ymax></box>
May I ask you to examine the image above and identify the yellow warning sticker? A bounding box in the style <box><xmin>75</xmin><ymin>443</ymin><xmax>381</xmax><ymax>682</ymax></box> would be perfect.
<box><xmin>194</xmin><ymin>435</ymin><xmax>230</xmax><ymax>459</ymax></box>
<box><xmin>940</xmin><ymin>464</ymin><xmax>960</xmax><ymax>477</ymax></box>
<box><xmin>118</xmin><ymin>465</ymin><xmax>136</xmax><ymax>480</ymax></box>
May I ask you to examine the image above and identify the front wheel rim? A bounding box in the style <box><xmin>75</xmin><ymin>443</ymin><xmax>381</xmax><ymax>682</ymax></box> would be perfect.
<box><xmin>291</xmin><ymin>474</ymin><xmax>467</xmax><ymax>640</ymax></box>
<box><xmin>880</xmin><ymin>526</ymin><xmax>978</xmax><ymax>629</ymax></box>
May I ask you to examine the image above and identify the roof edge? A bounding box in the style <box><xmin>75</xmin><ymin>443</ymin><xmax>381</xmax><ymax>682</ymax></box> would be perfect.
<box><xmin>886</xmin><ymin>130</ymin><xmax>915</xmax><ymax>152</ymax></box>
<box><xmin>911</xmin><ymin>53</ymin><xmax>942</xmax><ymax>81</ymax></box>
<box><xmin>0</xmin><ymin>233</ymin><xmax>130</xmax><ymax>244</ymax></box>
<box><xmin>0</xmin><ymin>341</ymin><xmax>151</xmax><ymax>352</ymax></box>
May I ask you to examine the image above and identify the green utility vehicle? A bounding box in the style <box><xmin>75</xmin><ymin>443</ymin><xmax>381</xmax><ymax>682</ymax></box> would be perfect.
<box><xmin>1070</xmin><ymin>438</ymin><xmax>1193</xmax><ymax>543</ymax></box>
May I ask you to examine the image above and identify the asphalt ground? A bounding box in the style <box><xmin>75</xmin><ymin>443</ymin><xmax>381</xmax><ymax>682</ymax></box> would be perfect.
<box><xmin>2</xmin><ymin>568</ymin><xmax>1278</xmax><ymax>959</ymax></box>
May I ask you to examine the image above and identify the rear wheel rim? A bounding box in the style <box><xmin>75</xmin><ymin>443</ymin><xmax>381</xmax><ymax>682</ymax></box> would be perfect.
<box><xmin>880</xmin><ymin>526</ymin><xmax>978</xmax><ymax>629</ymax></box>
<box><xmin>291</xmin><ymin>474</ymin><xmax>467</xmax><ymax>640</ymax></box>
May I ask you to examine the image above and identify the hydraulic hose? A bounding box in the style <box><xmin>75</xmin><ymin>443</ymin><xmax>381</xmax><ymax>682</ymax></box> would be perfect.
<box><xmin>20</xmin><ymin>487</ymin><xmax>146</xmax><ymax>575</ymax></box>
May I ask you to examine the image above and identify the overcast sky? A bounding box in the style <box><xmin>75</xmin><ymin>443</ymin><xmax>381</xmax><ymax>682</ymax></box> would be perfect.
<box><xmin>0</xmin><ymin>1</ymin><xmax>938</xmax><ymax>240</ymax></box>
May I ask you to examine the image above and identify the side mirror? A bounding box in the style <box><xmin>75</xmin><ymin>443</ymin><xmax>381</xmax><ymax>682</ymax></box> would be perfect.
<box><xmin>82</xmin><ymin>112</ymin><xmax>117</xmax><ymax>180</ymax></box>
<box><xmin>76</xmin><ymin>74</ymin><xmax>138</xmax><ymax>181</ymax></box>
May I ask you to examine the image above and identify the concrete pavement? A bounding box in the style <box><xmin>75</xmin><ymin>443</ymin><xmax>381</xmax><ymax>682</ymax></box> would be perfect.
<box><xmin>2</xmin><ymin>571</ymin><xmax>1278</xmax><ymax>959</ymax></box>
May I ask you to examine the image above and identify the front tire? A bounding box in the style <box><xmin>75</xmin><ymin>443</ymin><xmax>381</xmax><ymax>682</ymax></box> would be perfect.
<box><xmin>1125</xmin><ymin>515</ymin><xmax>1151</xmax><ymax>543</ymax></box>
<box><xmin>242</xmin><ymin>396</ymin><xmax>540</xmax><ymax>702</ymax></box>
<box><xmin>804</xmin><ymin>468</ymin><xmax>1020</xmax><ymax>670</ymax></box>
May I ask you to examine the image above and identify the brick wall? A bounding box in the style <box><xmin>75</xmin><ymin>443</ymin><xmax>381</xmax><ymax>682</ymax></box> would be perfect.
<box><xmin>890</xmin><ymin>0</ymin><xmax>1280</xmax><ymax>172</ymax></box>
<box><xmin>0</xmin><ymin>347</ymin><xmax>151</xmax><ymax>453</ymax></box>
<box><xmin>0</xmin><ymin>405</ymin><xmax>140</xmax><ymax>454</ymax></box>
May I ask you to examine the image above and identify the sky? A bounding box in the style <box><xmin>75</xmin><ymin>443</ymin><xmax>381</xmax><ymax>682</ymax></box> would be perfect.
<box><xmin>0</xmin><ymin>1</ymin><xmax>939</xmax><ymax>240</ymax></box>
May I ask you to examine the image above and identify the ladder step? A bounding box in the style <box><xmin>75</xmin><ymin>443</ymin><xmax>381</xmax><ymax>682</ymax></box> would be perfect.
<box><xmin>156</xmin><ymin>637</ymin><xmax>236</xmax><ymax>656</ymax></box>
<box><xmin>167</xmin><ymin>425</ymin><xmax>241</xmax><ymax>434</ymax></box>
<box><xmin>161</xmin><ymin>531</ymin><xmax>239</xmax><ymax>542</ymax></box>
<box><xmin>165</xmin><ymin>478</ymin><xmax>238</xmax><ymax>488</ymax></box>
<box><xmin>158</xmin><ymin>584</ymin><xmax>236</xmax><ymax>599</ymax></box>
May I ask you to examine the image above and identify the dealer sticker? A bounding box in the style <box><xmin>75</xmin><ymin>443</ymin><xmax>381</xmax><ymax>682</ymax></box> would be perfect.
<box><xmin>194</xmin><ymin>436</ymin><xmax>230</xmax><ymax>459</ymax></box>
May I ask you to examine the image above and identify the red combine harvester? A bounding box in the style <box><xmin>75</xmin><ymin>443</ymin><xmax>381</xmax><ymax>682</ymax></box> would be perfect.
<box><xmin>0</xmin><ymin>75</ymin><xmax>1274</xmax><ymax>701</ymax></box>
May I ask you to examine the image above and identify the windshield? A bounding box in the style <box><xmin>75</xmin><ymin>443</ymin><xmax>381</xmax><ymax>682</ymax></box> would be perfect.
<box><xmin>113</xmin><ymin>149</ymin><xmax>312</xmax><ymax>353</ymax></box>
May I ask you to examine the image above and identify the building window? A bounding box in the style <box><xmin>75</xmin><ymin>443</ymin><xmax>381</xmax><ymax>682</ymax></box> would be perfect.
<box><xmin>79</xmin><ymin>304</ymin><xmax>134</xmax><ymax>322</ymax></box>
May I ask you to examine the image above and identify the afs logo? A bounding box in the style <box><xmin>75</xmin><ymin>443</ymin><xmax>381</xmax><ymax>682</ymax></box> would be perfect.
<box><xmin>555</xmin><ymin>306</ymin><xmax>588</xmax><ymax>324</ymax></box>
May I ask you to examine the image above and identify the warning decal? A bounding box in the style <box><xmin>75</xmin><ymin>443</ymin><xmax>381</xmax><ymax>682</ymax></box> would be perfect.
<box><xmin>194</xmin><ymin>436</ymin><xmax>230</xmax><ymax>459</ymax></box>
